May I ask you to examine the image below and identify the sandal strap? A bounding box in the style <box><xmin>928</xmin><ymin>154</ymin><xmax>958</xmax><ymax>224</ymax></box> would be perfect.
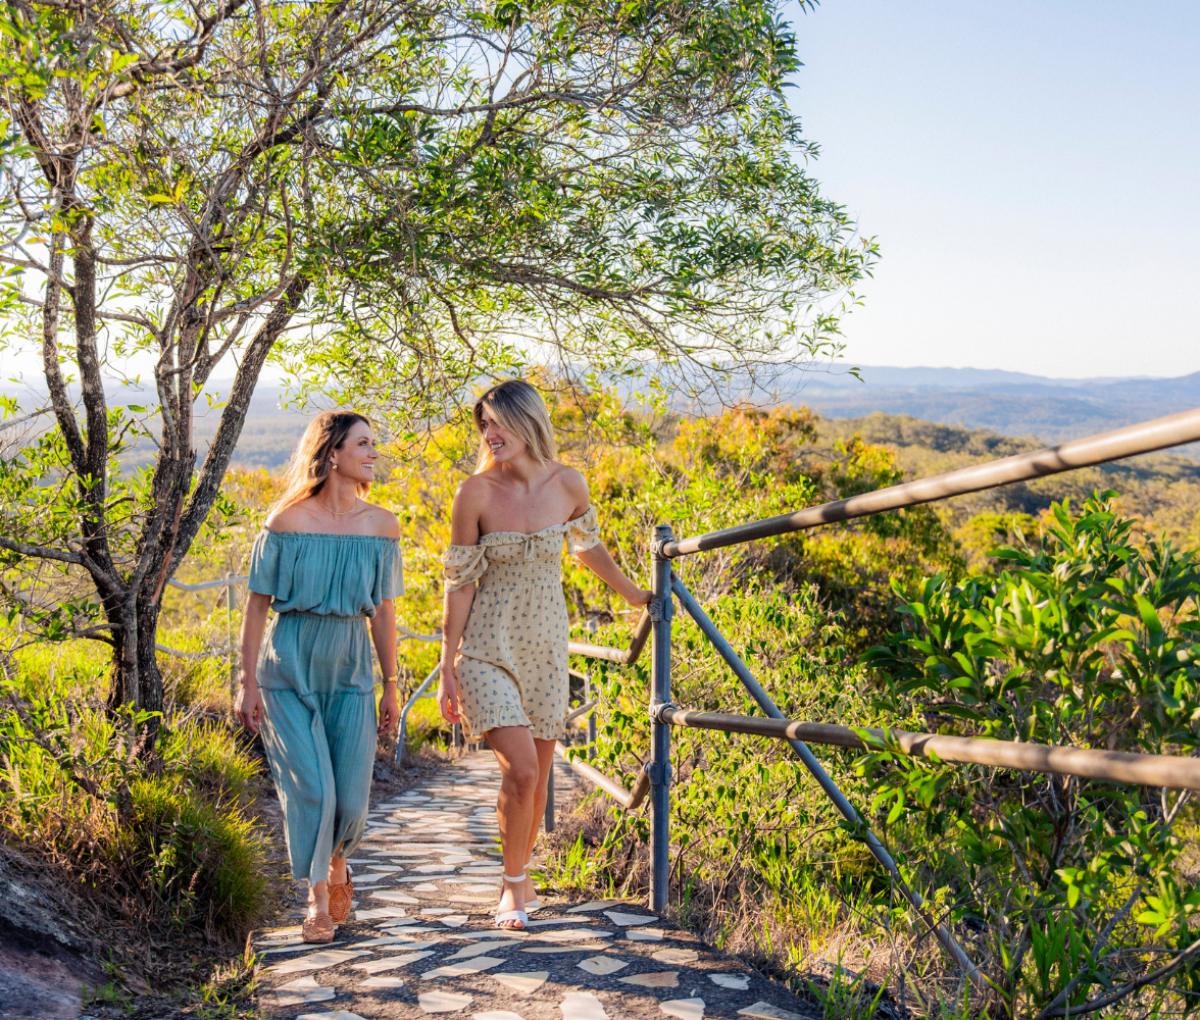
<box><xmin>503</xmin><ymin>872</ymin><xmax>526</xmax><ymax>883</ymax></box>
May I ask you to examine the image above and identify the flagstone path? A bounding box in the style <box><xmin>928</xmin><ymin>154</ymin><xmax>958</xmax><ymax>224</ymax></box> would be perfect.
<box><xmin>253</xmin><ymin>752</ymin><xmax>817</xmax><ymax>1020</ymax></box>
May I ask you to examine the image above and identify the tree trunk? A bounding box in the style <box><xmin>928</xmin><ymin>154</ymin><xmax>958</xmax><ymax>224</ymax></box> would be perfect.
<box><xmin>105</xmin><ymin>593</ymin><xmax>163</xmax><ymax>721</ymax></box>
<box><xmin>103</xmin><ymin>275</ymin><xmax>309</xmax><ymax>718</ymax></box>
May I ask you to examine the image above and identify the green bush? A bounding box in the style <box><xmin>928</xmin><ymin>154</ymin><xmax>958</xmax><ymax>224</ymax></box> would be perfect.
<box><xmin>864</xmin><ymin>492</ymin><xmax>1200</xmax><ymax>1016</ymax></box>
<box><xmin>125</xmin><ymin>773</ymin><xmax>266</xmax><ymax>933</ymax></box>
<box><xmin>0</xmin><ymin>655</ymin><xmax>268</xmax><ymax>939</ymax></box>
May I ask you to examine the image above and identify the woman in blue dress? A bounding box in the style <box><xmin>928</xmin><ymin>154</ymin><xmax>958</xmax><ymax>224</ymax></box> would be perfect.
<box><xmin>236</xmin><ymin>411</ymin><xmax>403</xmax><ymax>943</ymax></box>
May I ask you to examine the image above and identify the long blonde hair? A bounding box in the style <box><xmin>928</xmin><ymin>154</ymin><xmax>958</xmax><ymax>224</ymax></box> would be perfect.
<box><xmin>473</xmin><ymin>380</ymin><xmax>557</xmax><ymax>473</ymax></box>
<box><xmin>272</xmin><ymin>410</ymin><xmax>373</xmax><ymax>513</ymax></box>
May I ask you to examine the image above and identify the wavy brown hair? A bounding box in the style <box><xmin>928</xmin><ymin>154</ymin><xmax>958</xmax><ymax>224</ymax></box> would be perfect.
<box><xmin>271</xmin><ymin>410</ymin><xmax>372</xmax><ymax>513</ymax></box>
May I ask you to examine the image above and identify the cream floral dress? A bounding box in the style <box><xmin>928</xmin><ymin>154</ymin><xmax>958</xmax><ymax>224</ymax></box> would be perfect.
<box><xmin>442</xmin><ymin>506</ymin><xmax>602</xmax><ymax>740</ymax></box>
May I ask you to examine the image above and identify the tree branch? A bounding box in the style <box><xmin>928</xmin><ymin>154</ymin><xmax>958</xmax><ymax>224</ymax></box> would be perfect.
<box><xmin>168</xmin><ymin>272</ymin><xmax>309</xmax><ymax>578</ymax></box>
<box><xmin>1041</xmin><ymin>933</ymin><xmax>1200</xmax><ymax>1017</ymax></box>
<box><xmin>0</xmin><ymin>535</ymin><xmax>83</xmax><ymax>566</ymax></box>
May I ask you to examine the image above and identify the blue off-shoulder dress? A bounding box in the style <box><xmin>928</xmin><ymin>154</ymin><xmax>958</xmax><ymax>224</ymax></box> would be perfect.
<box><xmin>248</xmin><ymin>529</ymin><xmax>403</xmax><ymax>885</ymax></box>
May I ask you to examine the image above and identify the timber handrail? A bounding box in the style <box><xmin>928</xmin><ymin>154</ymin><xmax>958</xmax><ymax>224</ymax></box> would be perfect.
<box><xmin>563</xmin><ymin>612</ymin><xmax>652</xmax><ymax>812</ymax></box>
<box><xmin>555</xmin><ymin>741</ymin><xmax>651</xmax><ymax>810</ymax></box>
<box><xmin>663</xmin><ymin>406</ymin><xmax>1200</xmax><ymax>557</ymax></box>
<box><xmin>657</xmin><ymin>708</ymin><xmax>1200</xmax><ymax>792</ymax></box>
<box><xmin>568</xmin><ymin>610</ymin><xmax>651</xmax><ymax>664</ymax></box>
<box><xmin>167</xmin><ymin>574</ymin><xmax>248</xmax><ymax>592</ymax></box>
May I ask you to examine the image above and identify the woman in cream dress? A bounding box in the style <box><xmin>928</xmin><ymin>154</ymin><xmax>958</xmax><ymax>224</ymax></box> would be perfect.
<box><xmin>439</xmin><ymin>380</ymin><xmax>650</xmax><ymax>928</ymax></box>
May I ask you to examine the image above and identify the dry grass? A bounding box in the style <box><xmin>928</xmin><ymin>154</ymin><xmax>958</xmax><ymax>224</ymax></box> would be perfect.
<box><xmin>539</xmin><ymin>787</ymin><xmax>984</xmax><ymax>1020</ymax></box>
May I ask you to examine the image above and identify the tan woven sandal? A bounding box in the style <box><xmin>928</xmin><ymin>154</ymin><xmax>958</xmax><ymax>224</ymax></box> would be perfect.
<box><xmin>302</xmin><ymin>910</ymin><xmax>335</xmax><ymax>943</ymax></box>
<box><xmin>328</xmin><ymin>866</ymin><xmax>354</xmax><ymax>924</ymax></box>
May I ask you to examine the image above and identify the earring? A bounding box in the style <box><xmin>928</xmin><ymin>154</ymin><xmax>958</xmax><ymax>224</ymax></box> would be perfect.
<box><xmin>331</xmin><ymin>463</ymin><xmax>338</xmax><ymax>471</ymax></box>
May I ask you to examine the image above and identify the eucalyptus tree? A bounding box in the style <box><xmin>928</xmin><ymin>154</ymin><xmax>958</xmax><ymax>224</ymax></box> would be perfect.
<box><xmin>0</xmin><ymin>0</ymin><xmax>873</xmax><ymax>718</ymax></box>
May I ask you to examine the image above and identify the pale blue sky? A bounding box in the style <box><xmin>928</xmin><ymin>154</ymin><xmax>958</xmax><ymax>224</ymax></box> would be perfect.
<box><xmin>788</xmin><ymin>0</ymin><xmax>1200</xmax><ymax>378</ymax></box>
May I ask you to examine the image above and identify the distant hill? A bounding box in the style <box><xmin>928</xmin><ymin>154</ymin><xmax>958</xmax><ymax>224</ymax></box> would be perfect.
<box><xmin>0</xmin><ymin>381</ymin><xmax>312</xmax><ymax>472</ymax></box>
<box><xmin>789</xmin><ymin>365</ymin><xmax>1200</xmax><ymax>451</ymax></box>
<box><xmin>815</xmin><ymin>412</ymin><xmax>1200</xmax><ymax>551</ymax></box>
<box><xmin>7</xmin><ymin>363</ymin><xmax>1199</xmax><ymax>471</ymax></box>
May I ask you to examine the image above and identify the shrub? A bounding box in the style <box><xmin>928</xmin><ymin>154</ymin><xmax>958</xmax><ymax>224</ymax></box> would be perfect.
<box><xmin>864</xmin><ymin>492</ymin><xmax>1200</xmax><ymax>1016</ymax></box>
<box><xmin>123</xmin><ymin>773</ymin><xmax>266</xmax><ymax>935</ymax></box>
<box><xmin>0</xmin><ymin>650</ymin><xmax>268</xmax><ymax>940</ymax></box>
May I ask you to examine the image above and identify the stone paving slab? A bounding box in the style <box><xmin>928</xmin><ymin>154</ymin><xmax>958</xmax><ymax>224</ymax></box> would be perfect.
<box><xmin>254</xmin><ymin>753</ymin><xmax>817</xmax><ymax>1020</ymax></box>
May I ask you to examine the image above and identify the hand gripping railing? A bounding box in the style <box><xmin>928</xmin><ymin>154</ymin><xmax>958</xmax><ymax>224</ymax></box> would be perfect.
<box><xmin>569</xmin><ymin>406</ymin><xmax>1200</xmax><ymax>990</ymax></box>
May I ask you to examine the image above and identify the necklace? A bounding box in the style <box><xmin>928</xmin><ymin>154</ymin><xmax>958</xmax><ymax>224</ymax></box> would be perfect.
<box><xmin>318</xmin><ymin>496</ymin><xmax>359</xmax><ymax>516</ymax></box>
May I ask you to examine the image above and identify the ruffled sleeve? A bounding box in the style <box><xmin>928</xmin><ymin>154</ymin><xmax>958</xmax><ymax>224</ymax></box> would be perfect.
<box><xmin>565</xmin><ymin>505</ymin><xmax>602</xmax><ymax>555</ymax></box>
<box><xmin>442</xmin><ymin>545</ymin><xmax>489</xmax><ymax>593</ymax></box>
<box><xmin>380</xmin><ymin>540</ymin><xmax>404</xmax><ymax>600</ymax></box>
<box><xmin>248</xmin><ymin>529</ymin><xmax>293</xmax><ymax>602</ymax></box>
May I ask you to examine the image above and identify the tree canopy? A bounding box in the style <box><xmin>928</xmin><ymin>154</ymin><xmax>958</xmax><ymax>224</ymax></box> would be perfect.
<box><xmin>0</xmin><ymin>0</ymin><xmax>873</xmax><ymax>712</ymax></box>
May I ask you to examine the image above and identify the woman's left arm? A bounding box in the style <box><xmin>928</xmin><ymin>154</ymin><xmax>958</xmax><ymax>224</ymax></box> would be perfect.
<box><xmin>575</xmin><ymin>544</ymin><xmax>652</xmax><ymax>607</ymax></box>
<box><xmin>370</xmin><ymin>599</ymin><xmax>401</xmax><ymax>734</ymax></box>
<box><xmin>565</xmin><ymin>469</ymin><xmax>651</xmax><ymax>606</ymax></box>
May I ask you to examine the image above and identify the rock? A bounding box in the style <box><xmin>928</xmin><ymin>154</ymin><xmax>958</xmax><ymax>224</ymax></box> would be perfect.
<box><xmin>620</xmin><ymin>971</ymin><xmax>680</xmax><ymax>988</ymax></box>
<box><xmin>661</xmin><ymin>999</ymin><xmax>706</xmax><ymax>1020</ymax></box>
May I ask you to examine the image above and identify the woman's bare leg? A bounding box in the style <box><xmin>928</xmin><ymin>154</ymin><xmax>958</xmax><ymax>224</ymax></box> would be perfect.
<box><xmin>308</xmin><ymin>880</ymin><xmax>330</xmax><ymax>916</ymax></box>
<box><xmin>329</xmin><ymin>851</ymin><xmax>348</xmax><ymax>886</ymax></box>
<box><xmin>486</xmin><ymin>725</ymin><xmax>541</xmax><ymax>926</ymax></box>
<box><xmin>523</xmin><ymin>738</ymin><xmax>557</xmax><ymax>902</ymax></box>
<box><xmin>307</xmin><ymin>849</ymin><xmax>349</xmax><ymax>920</ymax></box>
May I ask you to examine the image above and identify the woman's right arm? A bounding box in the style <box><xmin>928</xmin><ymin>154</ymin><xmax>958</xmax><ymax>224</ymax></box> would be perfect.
<box><xmin>438</xmin><ymin>584</ymin><xmax>474</xmax><ymax>724</ymax></box>
<box><xmin>235</xmin><ymin>591</ymin><xmax>272</xmax><ymax>733</ymax></box>
<box><xmin>438</xmin><ymin>481</ymin><xmax>483</xmax><ymax>724</ymax></box>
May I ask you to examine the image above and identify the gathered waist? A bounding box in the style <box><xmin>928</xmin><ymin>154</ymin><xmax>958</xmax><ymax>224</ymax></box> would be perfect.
<box><xmin>280</xmin><ymin>610</ymin><xmax>366</xmax><ymax>622</ymax></box>
<box><xmin>478</xmin><ymin>565</ymin><xmax>565</xmax><ymax>584</ymax></box>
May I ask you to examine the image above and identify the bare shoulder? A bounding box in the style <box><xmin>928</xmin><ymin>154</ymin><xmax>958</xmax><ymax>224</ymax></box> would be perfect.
<box><xmin>265</xmin><ymin>502</ymin><xmax>316</xmax><ymax>533</ymax></box>
<box><xmin>450</xmin><ymin>473</ymin><xmax>488</xmax><ymax>544</ymax></box>
<box><xmin>553</xmin><ymin>462</ymin><xmax>589</xmax><ymax>496</ymax></box>
<box><xmin>550</xmin><ymin>463</ymin><xmax>590</xmax><ymax>513</ymax></box>
<box><xmin>454</xmin><ymin>471</ymin><xmax>493</xmax><ymax>507</ymax></box>
<box><xmin>360</xmin><ymin>502</ymin><xmax>401</xmax><ymax>539</ymax></box>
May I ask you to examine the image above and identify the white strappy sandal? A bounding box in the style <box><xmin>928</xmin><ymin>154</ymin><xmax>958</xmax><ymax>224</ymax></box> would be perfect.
<box><xmin>525</xmin><ymin>858</ymin><xmax>541</xmax><ymax>911</ymax></box>
<box><xmin>496</xmin><ymin>872</ymin><xmax>529</xmax><ymax>929</ymax></box>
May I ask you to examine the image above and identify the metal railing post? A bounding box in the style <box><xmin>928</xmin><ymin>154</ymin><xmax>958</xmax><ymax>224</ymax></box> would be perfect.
<box><xmin>669</xmin><ymin>575</ymin><xmax>984</xmax><ymax>989</ymax></box>
<box><xmin>545</xmin><ymin>765</ymin><xmax>556</xmax><ymax>832</ymax></box>
<box><xmin>649</xmin><ymin>523</ymin><xmax>674</xmax><ymax>912</ymax></box>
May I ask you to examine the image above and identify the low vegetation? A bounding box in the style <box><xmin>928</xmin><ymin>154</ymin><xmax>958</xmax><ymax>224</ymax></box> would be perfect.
<box><xmin>4</xmin><ymin>386</ymin><xmax>1199</xmax><ymax>1016</ymax></box>
<box><xmin>0</xmin><ymin>638</ymin><xmax>268</xmax><ymax>996</ymax></box>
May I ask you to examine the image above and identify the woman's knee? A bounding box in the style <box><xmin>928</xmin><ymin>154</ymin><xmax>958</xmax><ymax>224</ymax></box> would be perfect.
<box><xmin>503</xmin><ymin>759</ymin><xmax>541</xmax><ymax>798</ymax></box>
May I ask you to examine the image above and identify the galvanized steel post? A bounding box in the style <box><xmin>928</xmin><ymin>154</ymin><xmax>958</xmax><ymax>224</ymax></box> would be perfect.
<box><xmin>649</xmin><ymin>524</ymin><xmax>674</xmax><ymax>911</ymax></box>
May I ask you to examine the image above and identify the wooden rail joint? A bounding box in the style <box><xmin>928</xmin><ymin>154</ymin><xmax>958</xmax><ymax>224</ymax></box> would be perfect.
<box><xmin>555</xmin><ymin>742</ymin><xmax>651</xmax><ymax>810</ymax></box>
